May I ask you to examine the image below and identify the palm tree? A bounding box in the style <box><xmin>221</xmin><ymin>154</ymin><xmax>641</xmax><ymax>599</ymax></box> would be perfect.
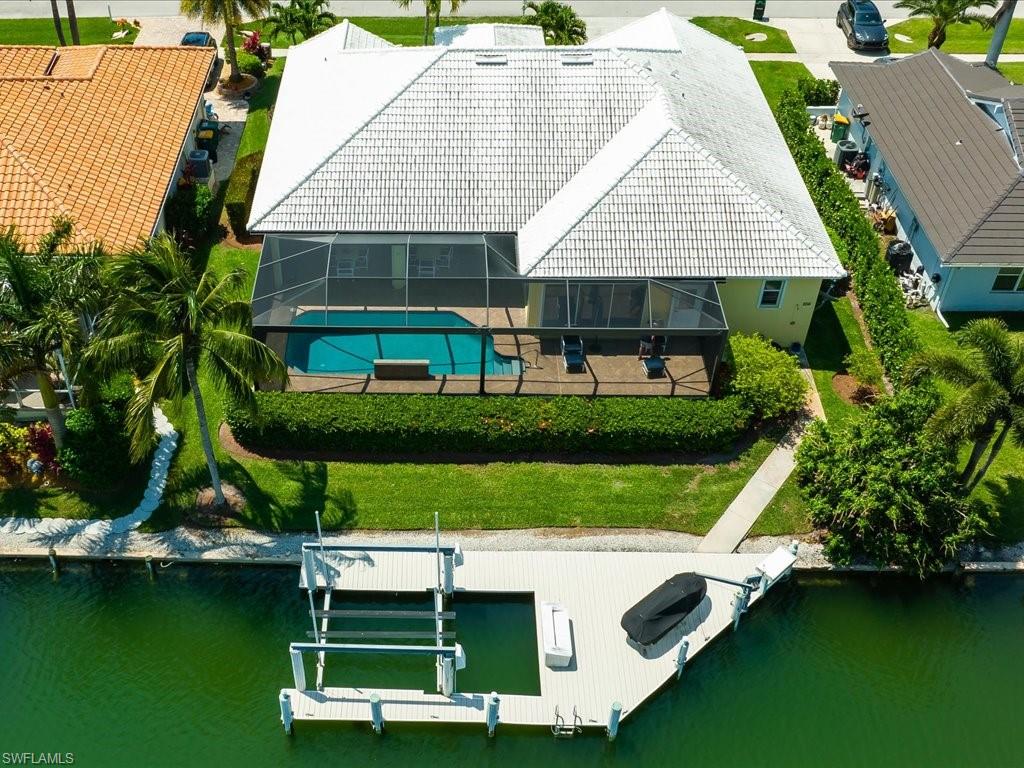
<box><xmin>180</xmin><ymin>0</ymin><xmax>270</xmax><ymax>84</ymax></box>
<box><xmin>525</xmin><ymin>1</ymin><xmax>587</xmax><ymax>45</ymax></box>
<box><xmin>430</xmin><ymin>0</ymin><xmax>465</xmax><ymax>33</ymax></box>
<box><xmin>265</xmin><ymin>0</ymin><xmax>334</xmax><ymax>44</ymax></box>
<box><xmin>395</xmin><ymin>0</ymin><xmax>433</xmax><ymax>45</ymax></box>
<box><xmin>65</xmin><ymin>0</ymin><xmax>80</xmax><ymax>45</ymax></box>
<box><xmin>49</xmin><ymin>0</ymin><xmax>66</xmax><ymax>45</ymax></box>
<box><xmin>264</xmin><ymin>1</ymin><xmax>299</xmax><ymax>45</ymax></box>
<box><xmin>984</xmin><ymin>0</ymin><xmax>1017</xmax><ymax>67</ymax></box>
<box><xmin>893</xmin><ymin>0</ymin><xmax>997</xmax><ymax>49</ymax></box>
<box><xmin>0</xmin><ymin>220</ymin><xmax>103</xmax><ymax>449</ymax></box>
<box><xmin>903</xmin><ymin>318</ymin><xmax>1024</xmax><ymax>489</ymax></box>
<box><xmin>86</xmin><ymin>234</ymin><xmax>286</xmax><ymax>507</ymax></box>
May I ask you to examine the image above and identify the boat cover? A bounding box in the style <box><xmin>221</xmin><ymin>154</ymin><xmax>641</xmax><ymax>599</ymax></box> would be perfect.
<box><xmin>620</xmin><ymin>573</ymin><xmax>707</xmax><ymax>646</ymax></box>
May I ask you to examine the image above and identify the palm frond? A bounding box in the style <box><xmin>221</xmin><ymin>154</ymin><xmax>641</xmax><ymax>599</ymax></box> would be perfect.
<box><xmin>956</xmin><ymin>317</ymin><xmax>1015</xmax><ymax>385</ymax></box>
<box><xmin>903</xmin><ymin>349</ymin><xmax>984</xmax><ymax>388</ymax></box>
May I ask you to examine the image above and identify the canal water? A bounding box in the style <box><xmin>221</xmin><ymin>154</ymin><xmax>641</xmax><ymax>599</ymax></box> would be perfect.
<box><xmin>1</xmin><ymin>562</ymin><xmax>1021</xmax><ymax>767</ymax></box>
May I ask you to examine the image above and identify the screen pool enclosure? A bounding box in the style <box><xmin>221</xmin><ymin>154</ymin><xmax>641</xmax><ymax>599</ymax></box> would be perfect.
<box><xmin>251</xmin><ymin>233</ymin><xmax>729</xmax><ymax>387</ymax></box>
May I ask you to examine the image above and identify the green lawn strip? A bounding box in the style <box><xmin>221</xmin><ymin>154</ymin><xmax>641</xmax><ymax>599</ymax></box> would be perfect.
<box><xmin>0</xmin><ymin>466</ymin><xmax>148</xmax><ymax>521</ymax></box>
<box><xmin>0</xmin><ymin>17</ymin><xmax>137</xmax><ymax>45</ymax></box>
<box><xmin>1000</xmin><ymin>63</ymin><xmax>1024</xmax><ymax>84</ymax></box>
<box><xmin>886</xmin><ymin>18</ymin><xmax>1020</xmax><ymax>54</ymax></box>
<box><xmin>236</xmin><ymin>16</ymin><xmax>528</xmax><ymax>48</ymax></box>
<box><xmin>907</xmin><ymin>307</ymin><xmax>1024</xmax><ymax>542</ymax></box>
<box><xmin>236</xmin><ymin>58</ymin><xmax>285</xmax><ymax>159</ymax></box>
<box><xmin>689</xmin><ymin>16</ymin><xmax>795</xmax><ymax>53</ymax></box>
<box><xmin>748</xmin><ymin>474</ymin><xmax>812</xmax><ymax>536</ymax></box>
<box><xmin>804</xmin><ymin>297</ymin><xmax>876</xmax><ymax>427</ymax></box>
<box><xmin>750</xmin><ymin>61</ymin><xmax>814</xmax><ymax>109</ymax></box>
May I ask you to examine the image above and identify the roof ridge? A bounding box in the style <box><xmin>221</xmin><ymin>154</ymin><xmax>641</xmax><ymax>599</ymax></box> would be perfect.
<box><xmin>621</xmin><ymin>49</ymin><xmax>839</xmax><ymax>272</ymax></box>
<box><xmin>0</xmin><ymin>136</ymin><xmax>93</xmax><ymax>244</ymax></box>
<box><xmin>248</xmin><ymin>47</ymin><xmax>445</xmax><ymax>229</ymax></box>
<box><xmin>948</xmin><ymin>171</ymin><xmax>1023</xmax><ymax>259</ymax></box>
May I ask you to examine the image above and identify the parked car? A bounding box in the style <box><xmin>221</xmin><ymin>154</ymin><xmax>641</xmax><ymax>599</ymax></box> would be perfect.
<box><xmin>836</xmin><ymin>0</ymin><xmax>889</xmax><ymax>51</ymax></box>
<box><xmin>181</xmin><ymin>31</ymin><xmax>220</xmax><ymax>88</ymax></box>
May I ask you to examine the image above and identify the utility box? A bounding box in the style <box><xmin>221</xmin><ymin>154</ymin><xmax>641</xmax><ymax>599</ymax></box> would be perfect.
<box><xmin>833</xmin><ymin>139</ymin><xmax>859</xmax><ymax>166</ymax></box>
<box><xmin>753</xmin><ymin>0</ymin><xmax>767</xmax><ymax>21</ymax></box>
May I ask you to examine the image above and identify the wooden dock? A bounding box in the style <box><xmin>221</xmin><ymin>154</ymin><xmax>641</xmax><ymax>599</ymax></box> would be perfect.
<box><xmin>282</xmin><ymin>547</ymin><xmax>795</xmax><ymax>732</ymax></box>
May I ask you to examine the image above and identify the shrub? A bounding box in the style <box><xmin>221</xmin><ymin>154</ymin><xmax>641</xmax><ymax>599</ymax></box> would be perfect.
<box><xmin>774</xmin><ymin>89</ymin><xmax>918</xmax><ymax>378</ymax></box>
<box><xmin>796</xmin><ymin>76</ymin><xmax>839</xmax><ymax>106</ymax></box>
<box><xmin>224</xmin><ymin>151</ymin><xmax>263</xmax><ymax>238</ymax></box>
<box><xmin>0</xmin><ymin>423</ymin><xmax>29</xmax><ymax>478</ymax></box>
<box><xmin>165</xmin><ymin>183</ymin><xmax>215</xmax><ymax>241</ymax></box>
<box><xmin>26</xmin><ymin>423</ymin><xmax>57</xmax><ymax>473</ymax></box>
<box><xmin>237</xmin><ymin>51</ymin><xmax>265</xmax><ymax>80</ymax></box>
<box><xmin>228</xmin><ymin>393</ymin><xmax>753</xmax><ymax>455</ymax></box>
<box><xmin>58</xmin><ymin>404</ymin><xmax>133</xmax><ymax>490</ymax></box>
<box><xmin>795</xmin><ymin>387</ymin><xmax>987</xmax><ymax>577</ymax></box>
<box><xmin>844</xmin><ymin>347</ymin><xmax>884</xmax><ymax>400</ymax></box>
<box><xmin>726</xmin><ymin>333</ymin><xmax>807</xmax><ymax>420</ymax></box>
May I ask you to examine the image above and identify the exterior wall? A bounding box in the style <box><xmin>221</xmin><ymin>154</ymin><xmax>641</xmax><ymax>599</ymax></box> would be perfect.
<box><xmin>938</xmin><ymin>266</ymin><xmax>1024</xmax><ymax>311</ymax></box>
<box><xmin>717</xmin><ymin>277</ymin><xmax>821</xmax><ymax>348</ymax></box>
<box><xmin>153</xmin><ymin>97</ymin><xmax>207</xmax><ymax>235</ymax></box>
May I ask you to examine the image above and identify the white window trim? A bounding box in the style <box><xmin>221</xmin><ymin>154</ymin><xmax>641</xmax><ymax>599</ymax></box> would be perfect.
<box><xmin>758</xmin><ymin>279</ymin><xmax>787</xmax><ymax>310</ymax></box>
<box><xmin>990</xmin><ymin>268</ymin><xmax>1024</xmax><ymax>293</ymax></box>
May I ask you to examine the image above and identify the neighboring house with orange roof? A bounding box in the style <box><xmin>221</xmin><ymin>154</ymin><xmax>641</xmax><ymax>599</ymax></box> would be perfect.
<box><xmin>0</xmin><ymin>44</ymin><xmax>215</xmax><ymax>252</ymax></box>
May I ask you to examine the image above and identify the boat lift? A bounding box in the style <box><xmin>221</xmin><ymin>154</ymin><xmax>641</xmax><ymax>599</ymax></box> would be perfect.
<box><xmin>282</xmin><ymin>514</ymin><xmax>467</xmax><ymax>732</ymax></box>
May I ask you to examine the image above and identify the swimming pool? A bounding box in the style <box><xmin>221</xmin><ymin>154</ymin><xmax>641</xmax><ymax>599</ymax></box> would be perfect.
<box><xmin>286</xmin><ymin>310</ymin><xmax>523</xmax><ymax>376</ymax></box>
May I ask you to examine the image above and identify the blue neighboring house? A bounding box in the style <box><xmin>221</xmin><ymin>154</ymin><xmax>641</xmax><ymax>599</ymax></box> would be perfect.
<box><xmin>833</xmin><ymin>50</ymin><xmax>1024</xmax><ymax>314</ymax></box>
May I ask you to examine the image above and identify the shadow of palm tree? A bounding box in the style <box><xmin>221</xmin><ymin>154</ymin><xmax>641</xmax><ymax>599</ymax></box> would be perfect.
<box><xmin>981</xmin><ymin>475</ymin><xmax>1024</xmax><ymax>543</ymax></box>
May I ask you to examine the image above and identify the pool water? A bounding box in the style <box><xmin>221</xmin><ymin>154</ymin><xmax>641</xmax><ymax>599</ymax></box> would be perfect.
<box><xmin>286</xmin><ymin>310</ymin><xmax>523</xmax><ymax>376</ymax></box>
<box><xmin>3</xmin><ymin>563</ymin><xmax>1023</xmax><ymax>767</ymax></box>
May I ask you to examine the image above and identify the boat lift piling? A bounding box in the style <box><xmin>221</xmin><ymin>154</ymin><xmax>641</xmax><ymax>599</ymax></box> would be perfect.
<box><xmin>47</xmin><ymin>548</ymin><xmax>58</xmax><ymax>577</ymax></box>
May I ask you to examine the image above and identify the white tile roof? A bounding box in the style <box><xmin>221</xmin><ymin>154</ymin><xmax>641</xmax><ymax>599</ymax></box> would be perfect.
<box><xmin>249</xmin><ymin>9</ymin><xmax>843</xmax><ymax>280</ymax></box>
<box><xmin>434</xmin><ymin>23</ymin><xmax>546</xmax><ymax>48</ymax></box>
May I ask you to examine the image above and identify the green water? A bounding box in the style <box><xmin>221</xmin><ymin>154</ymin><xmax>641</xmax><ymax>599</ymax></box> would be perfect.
<box><xmin>2</xmin><ymin>563</ymin><xmax>1022</xmax><ymax>768</ymax></box>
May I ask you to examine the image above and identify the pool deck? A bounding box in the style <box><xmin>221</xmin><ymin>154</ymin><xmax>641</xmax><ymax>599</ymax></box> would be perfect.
<box><xmin>283</xmin><ymin>547</ymin><xmax>795</xmax><ymax>732</ymax></box>
<box><xmin>284</xmin><ymin>336</ymin><xmax>712</xmax><ymax>397</ymax></box>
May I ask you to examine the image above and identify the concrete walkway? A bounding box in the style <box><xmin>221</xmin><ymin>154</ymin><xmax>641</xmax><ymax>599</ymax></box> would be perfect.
<box><xmin>697</xmin><ymin>357</ymin><xmax>824</xmax><ymax>554</ymax></box>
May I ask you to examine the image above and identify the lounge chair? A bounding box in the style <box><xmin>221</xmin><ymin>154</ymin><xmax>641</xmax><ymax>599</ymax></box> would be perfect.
<box><xmin>561</xmin><ymin>335</ymin><xmax>585</xmax><ymax>373</ymax></box>
<box><xmin>641</xmin><ymin>356</ymin><xmax>666</xmax><ymax>378</ymax></box>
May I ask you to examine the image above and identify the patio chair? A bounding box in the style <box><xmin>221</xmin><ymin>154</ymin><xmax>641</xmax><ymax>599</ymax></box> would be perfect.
<box><xmin>436</xmin><ymin>246</ymin><xmax>452</xmax><ymax>269</ymax></box>
<box><xmin>561</xmin><ymin>335</ymin><xmax>586</xmax><ymax>374</ymax></box>
<box><xmin>638</xmin><ymin>334</ymin><xmax>667</xmax><ymax>359</ymax></box>
<box><xmin>333</xmin><ymin>258</ymin><xmax>355</xmax><ymax>278</ymax></box>
<box><xmin>641</xmin><ymin>356</ymin><xmax>666</xmax><ymax>379</ymax></box>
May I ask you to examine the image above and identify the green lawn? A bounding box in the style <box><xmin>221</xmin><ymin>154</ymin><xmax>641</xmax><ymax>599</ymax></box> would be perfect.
<box><xmin>907</xmin><ymin>307</ymin><xmax>1024</xmax><ymax>542</ymax></box>
<box><xmin>689</xmin><ymin>16</ymin><xmax>796</xmax><ymax>53</ymax></box>
<box><xmin>236</xmin><ymin>58</ymin><xmax>285</xmax><ymax>159</ymax></box>
<box><xmin>750</xmin><ymin>61</ymin><xmax>814</xmax><ymax>109</ymax></box>
<box><xmin>0</xmin><ymin>470</ymin><xmax>147</xmax><ymax>521</ymax></box>
<box><xmin>749</xmin><ymin>475</ymin><xmax>812</xmax><ymax>536</ymax></box>
<box><xmin>237</xmin><ymin>15</ymin><xmax>529</xmax><ymax>48</ymax></box>
<box><xmin>0</xmin><ymin>17</ymin><xmax>137</xmax><ymax>46</ymax></box>
<box><xmin>804</xmin><ymin>296</ymin><xmax>878</xmax><ymax>428</ymax></box>
<box><xmin>1000</xmin><ymin>62</ymin><xmax>1024</xmax><ymax>84</ymax></box>
<box><xmin>887</xmin><ymin>17</ymin><xmax>1024</xmax><ymax>54</ymax></box>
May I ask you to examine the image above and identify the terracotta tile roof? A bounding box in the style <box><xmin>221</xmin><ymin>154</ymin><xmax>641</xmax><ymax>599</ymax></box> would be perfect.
<box><xmin>0</xmin><ymin>45</ymin><xmax>214</xmax><ymax>251</ymax></box>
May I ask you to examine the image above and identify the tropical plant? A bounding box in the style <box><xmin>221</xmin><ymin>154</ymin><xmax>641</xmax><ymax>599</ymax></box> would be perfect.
<box><xmin>180</xmin><ymin>0</ymin><xmax>270</xmax><ymax>84</ymax></box>
<box><xmin>893</xmin><ymin>0</ymin><xmax>997</xmax><ymax>48</ymax></box>
<box><xmin>430</xmin><ymin>0</ymin><xmax>465</xmax><ymax>31</ymax></box>
<box><xmin>796</xmin><ymin>386</ymin><xmax>986</xmax><ymax>577</ymax></box>
<box><xmin>86</xmin><ymin>234</ymin><xmax>286</xmax><ymax>507</ymax></box>
<box><xmin>525</xmin><ymin>0</ymin><xmax>587</xmax><ymax>45</ymax></box>
<box><xmin>264</xmin><ymin>0</ymin><xmax>335</xmax><ymax>44</ymax></box>
<box><xmin>48</xmin><ymin>0</ymin><xmax>66</xmax><ymax>45</ymax></box>
<box><xmin>65</xmin><ymin>0</ymin><xmax>80</xmax><ymax>45</ymax></box>
<box><xmin>903</xmin><ymin>318</ymin><xmax>1024</xmax><ymax>489</ymax></box>
<box><xmin>0</xmin><ymin>220</ymin><xmax>103</xmax><ymax>449</ymax></box>
<box><xmin>395</xmin><ymin>0</ymin><xmax>433</xmax><ymax>45</ymax></box>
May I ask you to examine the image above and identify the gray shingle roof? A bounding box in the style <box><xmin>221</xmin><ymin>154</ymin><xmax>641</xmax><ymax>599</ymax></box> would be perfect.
<box><xmin>832</xmin><ymin>49</ymin><xmax>1024</xmax><ymax>266</ymax></box>
<box><xmin>249</xmin><ymin>10</ymin><xmax>842</xmax><ymax>280</ymax></box>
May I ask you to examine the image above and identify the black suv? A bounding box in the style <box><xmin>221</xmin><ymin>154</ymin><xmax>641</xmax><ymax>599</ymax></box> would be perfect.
<box><xmin>836</xmin><ymin>0</ymin><xmax>889</xmax><ymax>51</ymax></box>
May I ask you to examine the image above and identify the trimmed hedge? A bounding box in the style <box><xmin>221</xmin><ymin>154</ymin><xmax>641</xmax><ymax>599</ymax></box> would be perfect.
<box><xmin>228</xmin><ymin>393</ymin><xmax>753</xmax><ymax>455</ymax></box>
<box><xmin>225</xmin><ymin>151</ymin><xmax>263</xmax><ymax>237</ymax></box>
<box><xmin>774</xmin><ymin>89</ymin><xmax>918</xmax><ymax>378</ymax></box>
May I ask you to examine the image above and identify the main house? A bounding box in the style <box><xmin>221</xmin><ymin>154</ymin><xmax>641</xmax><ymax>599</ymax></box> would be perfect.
<box><xmin>0</xmin><ymin>44</ymin><xmax>215</xmax><ymax>252</ymax></box>
<box><xmin>833</xmin><ymin>50</ymin><xmax>1024</xmax><ymax>315</ymax></box>
<box><xmin>248</xmin><ymin>10</ymin><xmax>843</xmax><ymax>396</ymax></box>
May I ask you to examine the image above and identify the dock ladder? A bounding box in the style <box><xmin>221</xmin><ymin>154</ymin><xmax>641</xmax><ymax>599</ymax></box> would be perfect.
<box><xmin>551</xmin><ymin>706</ymin><xmax>583</xmax><ymax>738</ymax></box>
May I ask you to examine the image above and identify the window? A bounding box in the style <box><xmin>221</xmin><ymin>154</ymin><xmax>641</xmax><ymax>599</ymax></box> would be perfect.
<box><xmin>991</xmin><ymin>268</ymin><xmax>1024</xmax><ymax>292</ymax></box>
<box><xmin>759</xmin><ymin>280</ymin><xmax>786</xmax><ymax>309</ymax></box>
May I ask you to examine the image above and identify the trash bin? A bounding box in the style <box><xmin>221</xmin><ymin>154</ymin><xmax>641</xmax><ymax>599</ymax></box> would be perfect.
<box><xmin>833</xmin><ymin>139</ymin><xmax>858</xmax><ymax>166</ymax></box>
<box><xmin>830</xmin><ymin>114</ymin><xmax>850</xmax><ymax>142</ymax></box>
<box><xmin>753</xmin><ymin>0</ymin><xmax>767</xmax><ymax>21</ymax></box>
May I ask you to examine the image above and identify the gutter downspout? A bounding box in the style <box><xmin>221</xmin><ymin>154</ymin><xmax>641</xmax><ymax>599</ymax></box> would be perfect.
<box><xmin>986</xmin><ymin>0</ymin><xmax>1016</xmax><ymax>69</ymax></box>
